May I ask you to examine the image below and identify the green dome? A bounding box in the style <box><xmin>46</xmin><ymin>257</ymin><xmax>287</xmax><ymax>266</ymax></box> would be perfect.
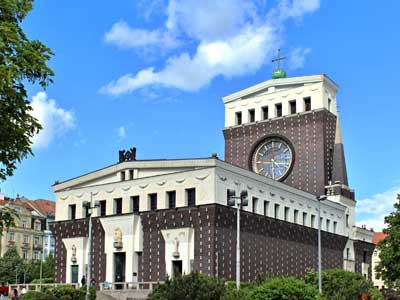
<box><xmin>272</xmin><ymin>69</ymin><xmax>287</xmax><ymax>79</ymax></box>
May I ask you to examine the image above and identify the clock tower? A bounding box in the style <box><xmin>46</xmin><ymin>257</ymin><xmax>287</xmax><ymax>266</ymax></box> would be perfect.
<box><xmin>222</xmin><ymin>72</ymin><xmax>353</xmax><ymax>199</ymax></box>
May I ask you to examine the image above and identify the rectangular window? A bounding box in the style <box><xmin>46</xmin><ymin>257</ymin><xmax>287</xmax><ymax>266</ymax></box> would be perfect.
<box><xmin>275</xmin><ymin>103</ymin><xmax>282</xmax><ymax>117</ymax></box>
<box><xmin>346</xmin><ymin>214</ymin><xmax>350</xmax><ymax>227</ymax></box>
<box><xmin>120</xmin><ymin>171</ymin><xmax>125</xmax><ymax>181</ymax></box>
<box><xmin>262</xmin><ymin>106</ymin><xmax>269</xmax><ymax>120</ymax></box>
<box><xmin>248</xmin><ymin>109</ymin><xmax>255</xmax><ymax>122</ymax></box>
<box><xmin>289</xmin><ymin>100</ymin><xmax>296</xmax><ymax>114</ymax></box>
<box><xmin>114</xmin><ymin>198</ymin><xmax>123</xmax><ymax>215</ymax></box>
<box><xmin>69</xmin><ymin>204</ymin><xmax>76</xmax><ymax>220</ymax></box>
<box><xmin>8</xmin><ymin>232</ymin><xmax>15</xmax><ymax>241</ymax></box>
<box><xmin>186</xmin><ymin>188</ymin><xmax>196</xmax><ymax>207</ymax></box>
<box><xmin>22</xmin><ymin>221</ymin><xmax>27</xmax><ymax>228</ymax></box>
<box><xmin>326</xmin><ymin>219</ymin><xmax>330</xmax><ymax>232</ymax></box>
<box><xmin>311</xmin><ymin>215</ymin><xmax>316</xmax><ymax>228</ymax></box>
<box><xmin>264</xmin><ymin>201</ymin><xmax>269</xmax><ymax>216</ymax></box>
<box><xmin>320</xmin><ymin>217</ymin><xmax>323</xmax><ymax>229</ymax></box>
<box><xmin>131</xmin><ymin>196</ymin><xmax>140</xmax><ymax>214</ymax></box>
<box><xmin>328</xmin><ymin>98</ymin><xmax>332</xmax><ymax>111</ymax></box>
<box><xmin>23</xmin><ymin>235</ymin><xmax>29</xmax><ymax>243</ymax></box>
<box><xmin>284</xmin><ymin>207</ymin><xmax>290</xmax><ymax>221</ymax></box>
<box><xmin>346</xmin><ymin>248</ymin><xmax>350</xmax><ymax>260</ymax></box>
<box><xmin>333</xmin><ymin>221</ymin><xmax>337</xmax><ymax>233</ymax></box>
<box><xmin>303</xmin><ymin>212</ymin><xmax>307</xmax><ymax>226</ymax></box>
<box><xmin>235</xmin><ymin>112</ymin><xmax>242</xmax><ymax>125</ymax></box>
<box><xmin>252</xmin><ymin>197</ymin><xmax>258</xmax><ymax>213</ymax></box>
<box><xmin>304</xmin><ymin>97</ymin><xmax>311</xmax><ymax>111</ymax></box>
<box><xmin>33</xmin><ymin>251</ymin><xmax>39</xmax><ymax>260</ymax></box>
<box><xmin>294</xmin><ymin>209</ymin><xmax>299</xmax><ymax>224</ymax></box>
<box><xmin>34</xmin><ymin>236</ymin><xmax>39</xmax><ymax>246</ymax></box>
<box><xmin>129</xmin><ymin>169</ymin><xmax>134</xmax><ymax>180</ymax></box>
<box><xmin>167</xmin><ymin>191</ymin><xmax>176</xmax><ymax>209</ymax></box>
<box><xmin>23</xmin><ymin>250</ymin><xmax>28</xmax><ymax>260</ymax></box>
<box><xmin>149</xmin><ymin>193</ymin><xmax>157</xmax><ymax>211</ymax></box>
<box><xmin>84</xmin><ymin>205</ymin><xmax>90</xmax><ymax>218</ymax></box>
<box><xmin>99</xmin><ymin>200</ymin><xmax>106</xmax><ymax>217</ymax></box>
<box><xmin>363</xmin><ymin>251</ymin><xmax>368</xmax><ymax>263</ymax></box>
<box><xmin>274</xmin><ymin>204</ymin><xmax>280</xmax><ymax>219</ymax></box>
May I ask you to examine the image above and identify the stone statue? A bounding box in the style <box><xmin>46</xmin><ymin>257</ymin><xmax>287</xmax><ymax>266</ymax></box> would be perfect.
<box><xmin>71</xmin><ymin>244</ymin><xmax>77</xmax><ymax>263</ymax></box>
<box><xmin>114</xmin><ymin>227</ymin><xmax>123</xmax><ymax>249</ymax></box>
<box><xmin>172</xmin><ymin>237</ymin><xmax>180</xmax><ymax>258</ymax></box>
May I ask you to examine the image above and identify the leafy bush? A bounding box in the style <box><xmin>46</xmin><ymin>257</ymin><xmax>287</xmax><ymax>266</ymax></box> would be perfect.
<box><xmin>31</xmin><ymin>277</ymin><xmax>54</xmax><ymax>284</ymax></box>
<box><xmin>305</xmin><ymin>269</ymin><xmax>377</xmax><ymax>300</ymax></box>
<box><xmin>20</xmin><ymin>291</ymin><xmax>57</xmax><ymax>300</ymax></box>
<box><xmin>151</xmin><ymin>272</ymin><xmax>225</xmax><ymax>300</ymax></box>
<box><xmin>39</xmin><ymin>285</ymin><xmax>96</xmax><ymax>300</ymax></box>
<box><xmin>246</xmin><ymin>276</ymin><xmax>318</xmax><ymax>300</ymax></box>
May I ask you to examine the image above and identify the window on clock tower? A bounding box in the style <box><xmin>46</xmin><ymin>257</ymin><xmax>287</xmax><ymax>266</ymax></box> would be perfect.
<box><xmin>275</xmin><ymin>103</ymin><xmax>282</xmax><ymax>117</ymax></box>
<box><xmin>328</xmin><ymin>98</ymin><xmax>332</xmax><ymax>111</ymax></box>
<box><xmin>304</xmin><ymin>97</ymin><xmax>311</xmax><ymax>111</ymax></box>
<box><xmin>262</xmin><ymin>106</ymin><xmax>268</xmax><ymax>120</ymax></box>
<box><xmin>248</xmin><ymin>109</ymin><xmax>255</xmax><ymax>123</ymax></box>
<box><xmin>235</xmin><ymin>112</ymin><xmax>242</xmax><ymax>125</ymax></box>
<box><xmin>289</xmin><ymin>100</ymin><xmax>296</xmax><ymax>114</ymax></box>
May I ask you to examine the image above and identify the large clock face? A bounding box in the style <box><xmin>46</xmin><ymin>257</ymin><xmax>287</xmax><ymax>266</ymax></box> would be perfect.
<box><xmin>251</xmin><ymin>138</ymin><xmax>293</xmax><ymax>180</ymax></box>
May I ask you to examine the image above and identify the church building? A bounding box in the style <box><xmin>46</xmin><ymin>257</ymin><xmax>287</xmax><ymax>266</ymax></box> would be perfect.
<box><xmin>51</xmin><ymin>68</ymin><xmax>375</xmax><ymax>285</ymax></box>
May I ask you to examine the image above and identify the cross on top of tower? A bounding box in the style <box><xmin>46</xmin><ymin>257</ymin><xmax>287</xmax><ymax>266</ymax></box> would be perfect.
<box><xmin>271</xmin><ymin>48</ymin><xmax>287</xmax><ymax>79</ymax></box>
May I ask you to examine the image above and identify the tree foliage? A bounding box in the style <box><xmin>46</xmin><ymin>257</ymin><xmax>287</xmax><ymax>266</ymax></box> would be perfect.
<box><xmin>0</xmin><ymin>205</ymin><xmax>19</xmax><ymax>235</ymax></box>
<box><xmin>376</xmin><ymin>194</ymin><xmax>400</xmax><ymax>288</ymax></box>
<box><xmin>246</xmin><ymin>276</ymin><xmax>318</xmax><ymax>300</ymax></box>
<box><xmin>0</xmin><ymin>247</ymin><xmax>23</xmax><ymax>284</ymax></box>
<box><xmin>304</xmin><ymin>269</ymin><xmax>382</xmax><ymax>300</ymax></box>
<box><xmin>151</xmin><ymin>272</ymin><xmax>226</xmax><ymax>300</ymax></box>
<box><xmin>0</xmin><ymin>0</ymin><xmax>54</xmax><ymax>180</ymax></box>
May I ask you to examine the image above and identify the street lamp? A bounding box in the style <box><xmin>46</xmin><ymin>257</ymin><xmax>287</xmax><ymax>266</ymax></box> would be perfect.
<box><xmin>82</xmin><ymin>193</ymin><xmax>100</xmax><ymax>300</ymax></box>
<box><xmin>317</xmin><ymin>194</ymin><xmax>327</xmax><ymax>294</ymax></box>
<box><xmin>227</xmin><ymin>189</ymin><xmax>248</xmax><ymax>289</ymax></box>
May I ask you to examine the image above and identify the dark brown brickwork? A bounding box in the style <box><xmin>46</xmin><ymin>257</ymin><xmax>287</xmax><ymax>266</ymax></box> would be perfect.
<box><xmin>354</xmin><ymin>240</ymin><xmax>375</xmax><ymax>279</ymax></box>
<box><xmin>50</xmin><ymin>218</ymin><xmax>106</xmax><ymax>283</ymax></box>
<box><xmin>223</xmin><ymin>109</ymin><xmax>337</xmax><ymax>196</ymax></box>
<box><xmin>139</xmin><ymin>204</ymin><xmax>347</xmax><ymax>282</ymax></box>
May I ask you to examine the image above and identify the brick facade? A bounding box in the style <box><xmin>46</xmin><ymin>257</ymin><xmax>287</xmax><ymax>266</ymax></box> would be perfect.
<box><xmin>223</xmin><ymin>109</ymin><xmax>337</xmax><ymax>197</ymax></box>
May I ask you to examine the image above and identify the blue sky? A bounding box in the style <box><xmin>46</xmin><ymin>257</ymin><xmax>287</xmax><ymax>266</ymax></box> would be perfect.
<box><xmin>1</xmin><ymin>0</ymin><xmax>399</xmax><ymax>230</ymax></box>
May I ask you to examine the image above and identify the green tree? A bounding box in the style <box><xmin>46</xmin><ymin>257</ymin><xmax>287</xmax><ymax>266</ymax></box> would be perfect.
<box><xmin>304</xmin><ymin>269</ymin><xmax>382</xmax><ymax>300</ymax></box>
<box><xmin>0</xmin><ymin>206</ymin><xmax>18</xmax><ymax>235</ymax></box>
<box><xmin>246</xmin><ymin>276</ymin><xmax>318</xmax><ymax>300</ymax></box>
<box><xmin>0</xmin><ymin>0</ymin><xmax>54</xmax><ymax>181</ymax></box>
<box><xmin>151</xmin><ymin>272</ymin><xmax>226</xmax><ymax>300</ymax></box>
<box><xmin>0</xmin><ymin>247</ymin><xmax>23</xmax><ymax>284</ymax></box>
<box><xmin>376</xmin><ymin>194</ymin><xmax>400</xmax><ymax>288</ymax></box>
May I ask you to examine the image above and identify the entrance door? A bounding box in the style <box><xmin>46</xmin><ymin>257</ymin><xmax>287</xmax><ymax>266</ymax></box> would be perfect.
<box><xmin>71</xmin><ymin>265</ymin><xmax>79</xmax><ymax>283</ymax></box>
<box><xmin>172</xmin><ymin>260</ymin><xmax>182</xmax><ymax>278</ymax></box>
<box><xmin>114</xmin><ymin>253</ymin><xmax>126</xmax><ymax>289</ymax></box>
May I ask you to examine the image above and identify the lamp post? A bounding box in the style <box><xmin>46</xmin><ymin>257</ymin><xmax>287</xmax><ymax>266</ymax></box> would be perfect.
<box><xmin>82</xmin><ymin>193</ymin><xmax>100</xmax><ymax>300</ymax></box>
<box><xmin>227</xmin><ymin>189</ymin><xmax>248</xmax><ymax>289</ymax></box>
<box><xmin>317</xmin><ymin>194</ymin><xmax>327</xmax><ymax>294</ymax></box>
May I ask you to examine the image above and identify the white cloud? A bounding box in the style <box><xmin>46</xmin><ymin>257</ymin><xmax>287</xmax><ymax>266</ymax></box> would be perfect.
<box><xmin>30</xmin><ymin>92</ymin><xmax>75</xmax><ymax>149</ymax></box>
<box><xmin>118</xmin><ymin>126</ymin><xmax>126</xmax><ymax>139</ymax></box>
<box><xmin>101</xmin><ymin>0</ymin><xmax>320</xmax><ymax>96</ymax></box>
<box><xmin>356</xmin><ymin>185</ymin><xmax>400</xmax><ymax>231</ymax></box>
<box><xmin>104</xmin><ymin>21</ymin><xmax>179</xmax><ymax>50</ymax></box>
<box><xmin>288</xmin><ymin>47</ymin><xmax>311</xmax><ymax>70</ymax></box>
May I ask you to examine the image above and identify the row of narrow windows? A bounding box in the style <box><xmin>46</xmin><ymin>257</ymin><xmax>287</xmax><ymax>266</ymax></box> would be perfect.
<box><xmin>231</xmin><ymin>195</ymin><xmax>338</xmax><ymax>233</ymax></box>
<box><xmin>235</xmin><ymin>97</ymin><xmax>322</xmax><ymax>125</ymax></box>
<box><xmin>68</xmin><ymin>188</ymin><xmax>196</xmax><ymax>220</ymax></box>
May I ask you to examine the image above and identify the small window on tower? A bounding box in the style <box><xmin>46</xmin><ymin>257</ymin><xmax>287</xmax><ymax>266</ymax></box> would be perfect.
<box><xmin>284</xmin><ymin>207</ymin><xmax>290</xmax><ymax>221</ymax></box>
<box><xmin>252</xmin><ymin>197</ymin><xmax>258</xmax><ymax>213</ymax></box>
<box><xmin>262</xmin><ymin>106</ymin><xmax>269</xmax><ymax>120</ymax></box>
<box><xmin>333</xmin><ymin>221</ymin><xmax>337</xmax><ymax>233</ymax></box>
<box><xmin>274</xmin><ymin>204</ymin><xmax>280</xmax><ymax>219</ymax></box>
<box><xmin>99</xmin><ymin>200</ymin><xmax>106</xmax><ymax>216</ymax></box>
<box><xmin>248</xmin><ymin>109</ymin><xmax>255</xmax><ymax>123</ymax></box>
<box><xmin>303</xmin><ymin>212</ymin><xmax>308</xmax><ymax>225</ymax></box>
<box><xmin>326</xmin><ymin>219</ymin><xmax>330</xmax><ymax>232</ymax></box>
<box><xmin>264</xmin><ymin>201</ymin><xmax>269</xmax><ymax>216</ymax></box>
<box><xmin>114</xmin><ymin>198</ymin><xmax>123</xmax><ymax>215</ymax></box>
<box><xmin>186</xmin><ymin>188</ymin><xmax>196</xmax><ymax>207</ymax></box>
<box><xmin>129</xmin><ymin>169</ymin><xmax>134</xmax><ymax>180</ymax></box>
<box><xmin>294</xmin><ymin>209</ymin><xmax>299</xmax><ymax>224</ymax></box>
<box><xmin>275</xmin><ymin>103</ymin><xmax>282</xmax><ymax>117</ymax></box>
<box><xmin>235</xmin><ymin>112</ymin><xmax>242</xmax><ymax>125</ymax></box>
<box><xmin>304</xmin><ymin>97</ymin><xmax>311</xmax><ymax>111</ymax></box>
<box><xmin>149</xmin><ymin>193</ymin><xmax>157</xmax><ymax>211</ymax></box>
<box><xmin>289</xmin><ymin>100</ymin><xmax>296</xmax><ymax>114</ymax></box>
<box><xmin>311</xmin><ymin>214</ymin><xmax>316</xmax><ymax>228</ymax></box>
<box><xmin>328</xmin><ymin>98</ymin><xmax>332</xmax><ymax>111</ymax></box>
<box><xmin>167</xmin><ymin>191</ymin><xmax>176</xmax><ymax>209</ymax></box>
<box><xmin>131</xmin><ymin>196</ymin><xmax>140</xmax><ymax>213</ymax></box>
<box><xmin>120</xmin><ymin>171</ymin><xmax>125</xmax><ymax>181</ymax></box>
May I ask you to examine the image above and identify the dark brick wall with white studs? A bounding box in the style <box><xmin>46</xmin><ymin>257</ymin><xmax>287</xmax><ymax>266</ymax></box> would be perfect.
<box><xmin>223</xmin><ymin>109</ymin><xmax>337</xmax><ymax>197</ymax></box>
